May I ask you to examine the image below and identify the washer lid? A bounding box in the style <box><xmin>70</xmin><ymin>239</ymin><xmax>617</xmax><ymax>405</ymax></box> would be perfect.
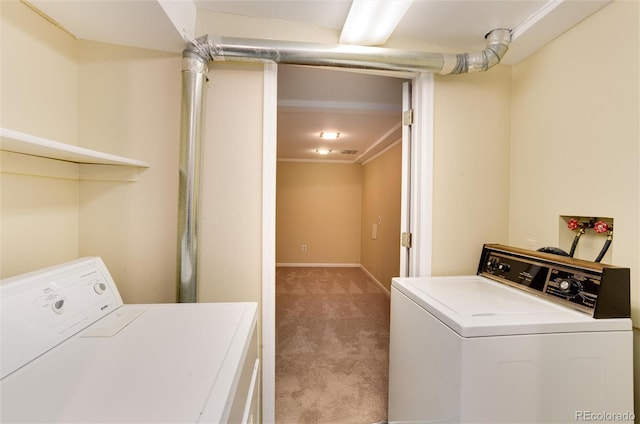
<box><xmin>392</xmin><ymin>276</ymin><xmax>631</xmax><ymax>337</ymax></box>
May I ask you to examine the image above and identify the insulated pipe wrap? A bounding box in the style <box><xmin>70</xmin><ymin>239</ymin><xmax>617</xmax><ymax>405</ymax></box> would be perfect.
<box><xmin>178</xmin><ymin>50</ymin><xmax>208</xmax><ymax>303</ymax></box>
<box><xmin>190</xmin><ymin>29</ymin><xmax>511</xmax><ymax>75</ymax></box>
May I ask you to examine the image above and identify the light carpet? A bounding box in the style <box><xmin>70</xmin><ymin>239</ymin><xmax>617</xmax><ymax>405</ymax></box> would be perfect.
<box><xmin>275</xmin><ymin>267</ymin><xmax>390</xmax><ymax>424</ymax></box>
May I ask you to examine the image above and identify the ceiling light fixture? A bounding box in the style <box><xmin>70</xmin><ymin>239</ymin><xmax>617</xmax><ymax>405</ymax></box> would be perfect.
<box><xmin>340</xmin><ymin>0</ymin><xmax>414</xmax><ymax>46</ymax></box>
<box><xmin>319</xmin><ymin>131</ymin><xmax>340</xmax><ymax>140</ymax></box>
<box><xmin>316</xmin><ymin>148</ymin><xmax>332</xmax><ymax>155</ymax></box>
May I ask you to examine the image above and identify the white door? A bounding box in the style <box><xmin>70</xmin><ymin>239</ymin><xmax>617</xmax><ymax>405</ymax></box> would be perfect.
<box><xmin>400</xmin><ymin>73</ymin><xmax>434</xmax><ymax>278</ymax></box>
<box><xmin>399</xmin><ymin>80</ymin><xmax>412</xmax><ymax>277</ymax></box>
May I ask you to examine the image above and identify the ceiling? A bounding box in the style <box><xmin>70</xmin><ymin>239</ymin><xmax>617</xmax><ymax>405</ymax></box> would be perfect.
<box><xmin>277</xmin><ymin>65</ymin><xmax>407</xmax><ymax>163</ymax></box>
<box><xmin>29</xmin><ymin>0</ymin><xmax>611</xmax><ymax>163</ymax></box>
<box><xmin>192</xmin><ymin>0</ymin><xmax>607</xmax><ymax>65</ymax></box>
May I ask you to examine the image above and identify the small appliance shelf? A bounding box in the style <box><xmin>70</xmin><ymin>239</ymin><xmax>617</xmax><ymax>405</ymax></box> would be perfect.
<box><xmin>0</xmin><ymin>128</ymin><xmax>150</xmax><ymax>167</ymax></box>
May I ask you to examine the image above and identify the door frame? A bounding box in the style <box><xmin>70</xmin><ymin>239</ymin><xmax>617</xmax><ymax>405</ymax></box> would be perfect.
<box><xmin>261</xmin><ymin>62</ymin><xmax>278</xmax><ymax>424</ymax></box>
<box><xmin>260</xmin><ymin>65</ymin><xmax>434</xmax><ymax>423</ymax></box>
<box><xmin>407</xmin><ymin>72</ymin><xmax>434</xmax><ymax>277</ymax></box>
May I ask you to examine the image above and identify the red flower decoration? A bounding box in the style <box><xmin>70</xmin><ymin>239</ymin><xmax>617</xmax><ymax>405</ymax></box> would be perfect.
<box><xmin>594</xmin><ymin>221</ymin><xmax>609</xmax><ymax>234</ymax></box>
<box><xmin>567</xmin><ymin>219</ymin><xmax>580</xmax><ymax>230</ymax></box>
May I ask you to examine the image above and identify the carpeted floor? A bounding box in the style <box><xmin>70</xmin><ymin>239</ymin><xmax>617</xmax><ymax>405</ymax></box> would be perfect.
<box><xmin>275</xmin><ymin>267</ymin><xmax>390</xmax><ymax>424</ymax></box>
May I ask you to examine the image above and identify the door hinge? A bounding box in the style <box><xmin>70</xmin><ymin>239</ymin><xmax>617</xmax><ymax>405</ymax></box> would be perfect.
<box><xmin>401</xmin><ymin>232</ymin><xmax>413</xmax><ymax>248</ymax></box>
<box><xmin>403</xmin><ymin>109</ymin><xmax>413</xmax><ymax>126</ymax></box>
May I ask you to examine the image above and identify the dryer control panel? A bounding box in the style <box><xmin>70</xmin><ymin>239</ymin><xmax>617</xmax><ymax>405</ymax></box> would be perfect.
<box><xmin>0</xmin><ymin>257</ymin><xmax>124</xmax><ymax>379</ymax></box>
<box><xmin>478</xmin><ymin>244</ymin><xmax>630</xmax><ymax>318</ymax></box>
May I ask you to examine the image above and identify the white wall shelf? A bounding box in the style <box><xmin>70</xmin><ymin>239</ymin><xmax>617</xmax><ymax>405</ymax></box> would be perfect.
<box><xmin>0</xmin><ymin>128</ymin><xmax>150</xmax><ymax>168</ymax></box>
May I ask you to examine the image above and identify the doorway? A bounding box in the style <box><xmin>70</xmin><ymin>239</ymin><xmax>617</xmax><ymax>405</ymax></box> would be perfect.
<box><xmin>274</xmin><ymin>65</ymin><xmax>407</xmax><ymax>422</ymax></box>
<box><xmin>275</xmin><ymin>65</ymin><xmax>407</xmax><ymax>275</ymax></box>
<box><xmin>262</xmin><ymin>65</ymin><xmax>435</xmax><ymax>423</ymax></box>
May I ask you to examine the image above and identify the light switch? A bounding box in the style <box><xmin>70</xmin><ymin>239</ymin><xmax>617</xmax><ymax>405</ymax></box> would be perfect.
<box><xmin>371</xmin><ymin>223</ymin><xmax>377</xmax><ymax>240</ymax></box>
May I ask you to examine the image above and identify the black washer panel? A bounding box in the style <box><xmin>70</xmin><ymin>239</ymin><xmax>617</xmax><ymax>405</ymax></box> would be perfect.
<box><xmin>478</xmin><ymin>244</ymin><xmax>630</xmax><ymax>318</ymax></box>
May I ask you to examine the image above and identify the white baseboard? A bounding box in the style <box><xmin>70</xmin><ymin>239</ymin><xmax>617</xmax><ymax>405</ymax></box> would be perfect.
<box><xmin>359</xmin><ymin>265</ymin><xmax>391</xmax><ymax>297</ymax></box>
<box><xmin>276</xmin><ymin>262</ymin><xmax>391</xmax><ymax>296</ymax></box>
<box><xmin>275</xmin><ymin>262</ymin><xmax>391</xmax><ymax>296</ymax></box>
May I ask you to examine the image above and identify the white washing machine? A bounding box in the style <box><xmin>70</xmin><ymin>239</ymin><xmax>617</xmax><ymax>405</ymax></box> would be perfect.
<box><xmin>1</xmin><ymin>257</ymin><xmax>260</xmax><ymax>423</ymax></box>
<box><xmin>388</xmin><ymin>244</ymin><xmax>634</xmax><ymax>424</ymax></box>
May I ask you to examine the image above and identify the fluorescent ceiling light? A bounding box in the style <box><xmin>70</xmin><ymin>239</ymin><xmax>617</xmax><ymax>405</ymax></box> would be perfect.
<box><xmin>340</xmin><ymin>0</ymin><xmax>414</xmax><ymax>45</ymax></box>
<box><xmin>320</xmin><ymin>131</ymin><xmax>340</xmax><ymax>140</ymax></box>
<box><xmin>316</xmin><ymin>148</ymin><xmax>332</xmax><ymax>155</ymax></box>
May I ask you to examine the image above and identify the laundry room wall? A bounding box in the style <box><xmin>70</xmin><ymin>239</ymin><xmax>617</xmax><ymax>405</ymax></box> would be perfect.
<box><xmin>431</xmin><ymin>64</ymin><xmax>512</xmax><ymax>276</ymax></box>
<box><xmin>193</xmin><ymin>4</ymin><xmax>342</xmax><ymax>309</ymax></box>
<box><xmin>0</xmin><ymin>1</ymin><xmax>181</xmax><ymax>304</ymax></box>
<box><xmin>76</xmin><ymin>40</ymin><xmax>181</xmax><ymax>304</ymax></box>
<box><xmin>196</xmin><ymin>61</ymin><xmax>264</xmax><ymax>305</ymax></box>
<box><xmin>508</xmin><ymin>0</ymin><xmax>639</xmax><ymax>415</ymax></box>
<box><xmin>276</xmin><ymin>162</ymin><xmax>363</xmax><ymax>265</ymax></box>
<box><xmin>1</xmin><ymin>0</ymin><xmax>79</xmax><ymax>277</ymax></box>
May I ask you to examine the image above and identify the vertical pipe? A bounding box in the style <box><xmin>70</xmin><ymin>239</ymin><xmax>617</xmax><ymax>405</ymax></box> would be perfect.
<box><xmin>177</xmin><ymin>49</ymin><xmax>208</xmax><ymax>303</ymax></box>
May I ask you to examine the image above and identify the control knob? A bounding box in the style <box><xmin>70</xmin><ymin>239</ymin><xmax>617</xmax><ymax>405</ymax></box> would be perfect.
<box><xmin>497</xmin><ymin>263</ymin><xmax>511</xmax><ymax>272</ymax></box>
<box><xmin>52</xmin><ymin>298</ymin><xmax>66</xmax><ymax>314</ymax></box>
<box><xmin>558</xmin><ymin>278</ymin><xmax>582</xmax><ymax>297</ymax></box>
<box><xmin>486</xmin><ymin>258</ymin><xmax>499</xmax><ymax>272</ymax></box>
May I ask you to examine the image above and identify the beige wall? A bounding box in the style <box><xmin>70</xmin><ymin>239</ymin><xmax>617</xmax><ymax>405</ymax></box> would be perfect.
<box><xmin>276</xmin><ymin>144</ymin><xmax>402</xmax><ymax>288</ymax></box>
<box><xmin>431</xmin><ymin>64</ymin><xmax>512</xmax><ymax>275</ymax></box>
<box><xmin>0</xmin><ymin>158</ymin><xmax>80</xmax><ymax>276</ymax></box>
<box><xmin>510</xmin><ymin>0</ymin><xmax>639</xmax><ymax>289</ymax></box>
<box><xmin>1</xmin><ymin>1</ymin><xmax>181</xmax><ymax>304</ymax></box>
<box><xmin>1</xmin><ymin>0</ymin><xmax>79</xmax><ymax>276</ymax></box>
<box><xmin>361</xmin><ymin>144</ymin><xmax>402</xmax><ymax>290</ymax></box>
<box><xmin>0</xmin><ymin>0</ymin><xmax>78</xmax><ymax>144</ymax></box>
<box><xmin>276</xmin><ymin>161</ymin><xmax>362</xmax><ymax>265</ymax></box>
<box><xmin>197</xmin><ymin>62</ymin><xmax>264</xmax><ymax>305</ymax></box>
<box><xmin>77</xmin><ymin>41</ymin><xmax>181</xmax><ymax>304</ymax></box>
<box><xmin>509</xmin><ymin>0</ymin><xmax>639</xmax><ymax>414</ymax></box>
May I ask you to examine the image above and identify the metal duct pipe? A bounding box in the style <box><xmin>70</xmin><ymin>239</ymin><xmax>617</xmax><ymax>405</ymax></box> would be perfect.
<box><xmin>177</xmin><ymin>29</ymin><xmax>511</xmax><ymax>302</ymax></box>
<box><xmin>189</xmin><ymin>28</ymin><xmax>511</xmax><ymax>74</ymax></box>
<box><xmin>177</xmin><ymin>48</ymin><xmax>208</xmax><ymax>303</ymax></box>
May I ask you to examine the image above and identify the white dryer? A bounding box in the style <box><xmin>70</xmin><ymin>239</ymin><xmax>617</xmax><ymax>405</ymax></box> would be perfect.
<box><xmin>388</xmin><ymin>244</ymin><xmax>634</xmax><ymax>423</ymax></box>
<box><xmin>1</xmin><ymin>257</ymin><xmax>260</xmax><ymax>423</ymax></box>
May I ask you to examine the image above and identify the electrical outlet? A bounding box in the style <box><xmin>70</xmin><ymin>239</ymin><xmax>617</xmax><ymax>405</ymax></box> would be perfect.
<box><xmin>526</xmin><ymin>239</ymin><xmax>536</xmax><ymax>250</ymax></box>
<box><xmin>301</xmin><ymin>244</ymin><xmax>307</xmax><ymax>252</ymax></box>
